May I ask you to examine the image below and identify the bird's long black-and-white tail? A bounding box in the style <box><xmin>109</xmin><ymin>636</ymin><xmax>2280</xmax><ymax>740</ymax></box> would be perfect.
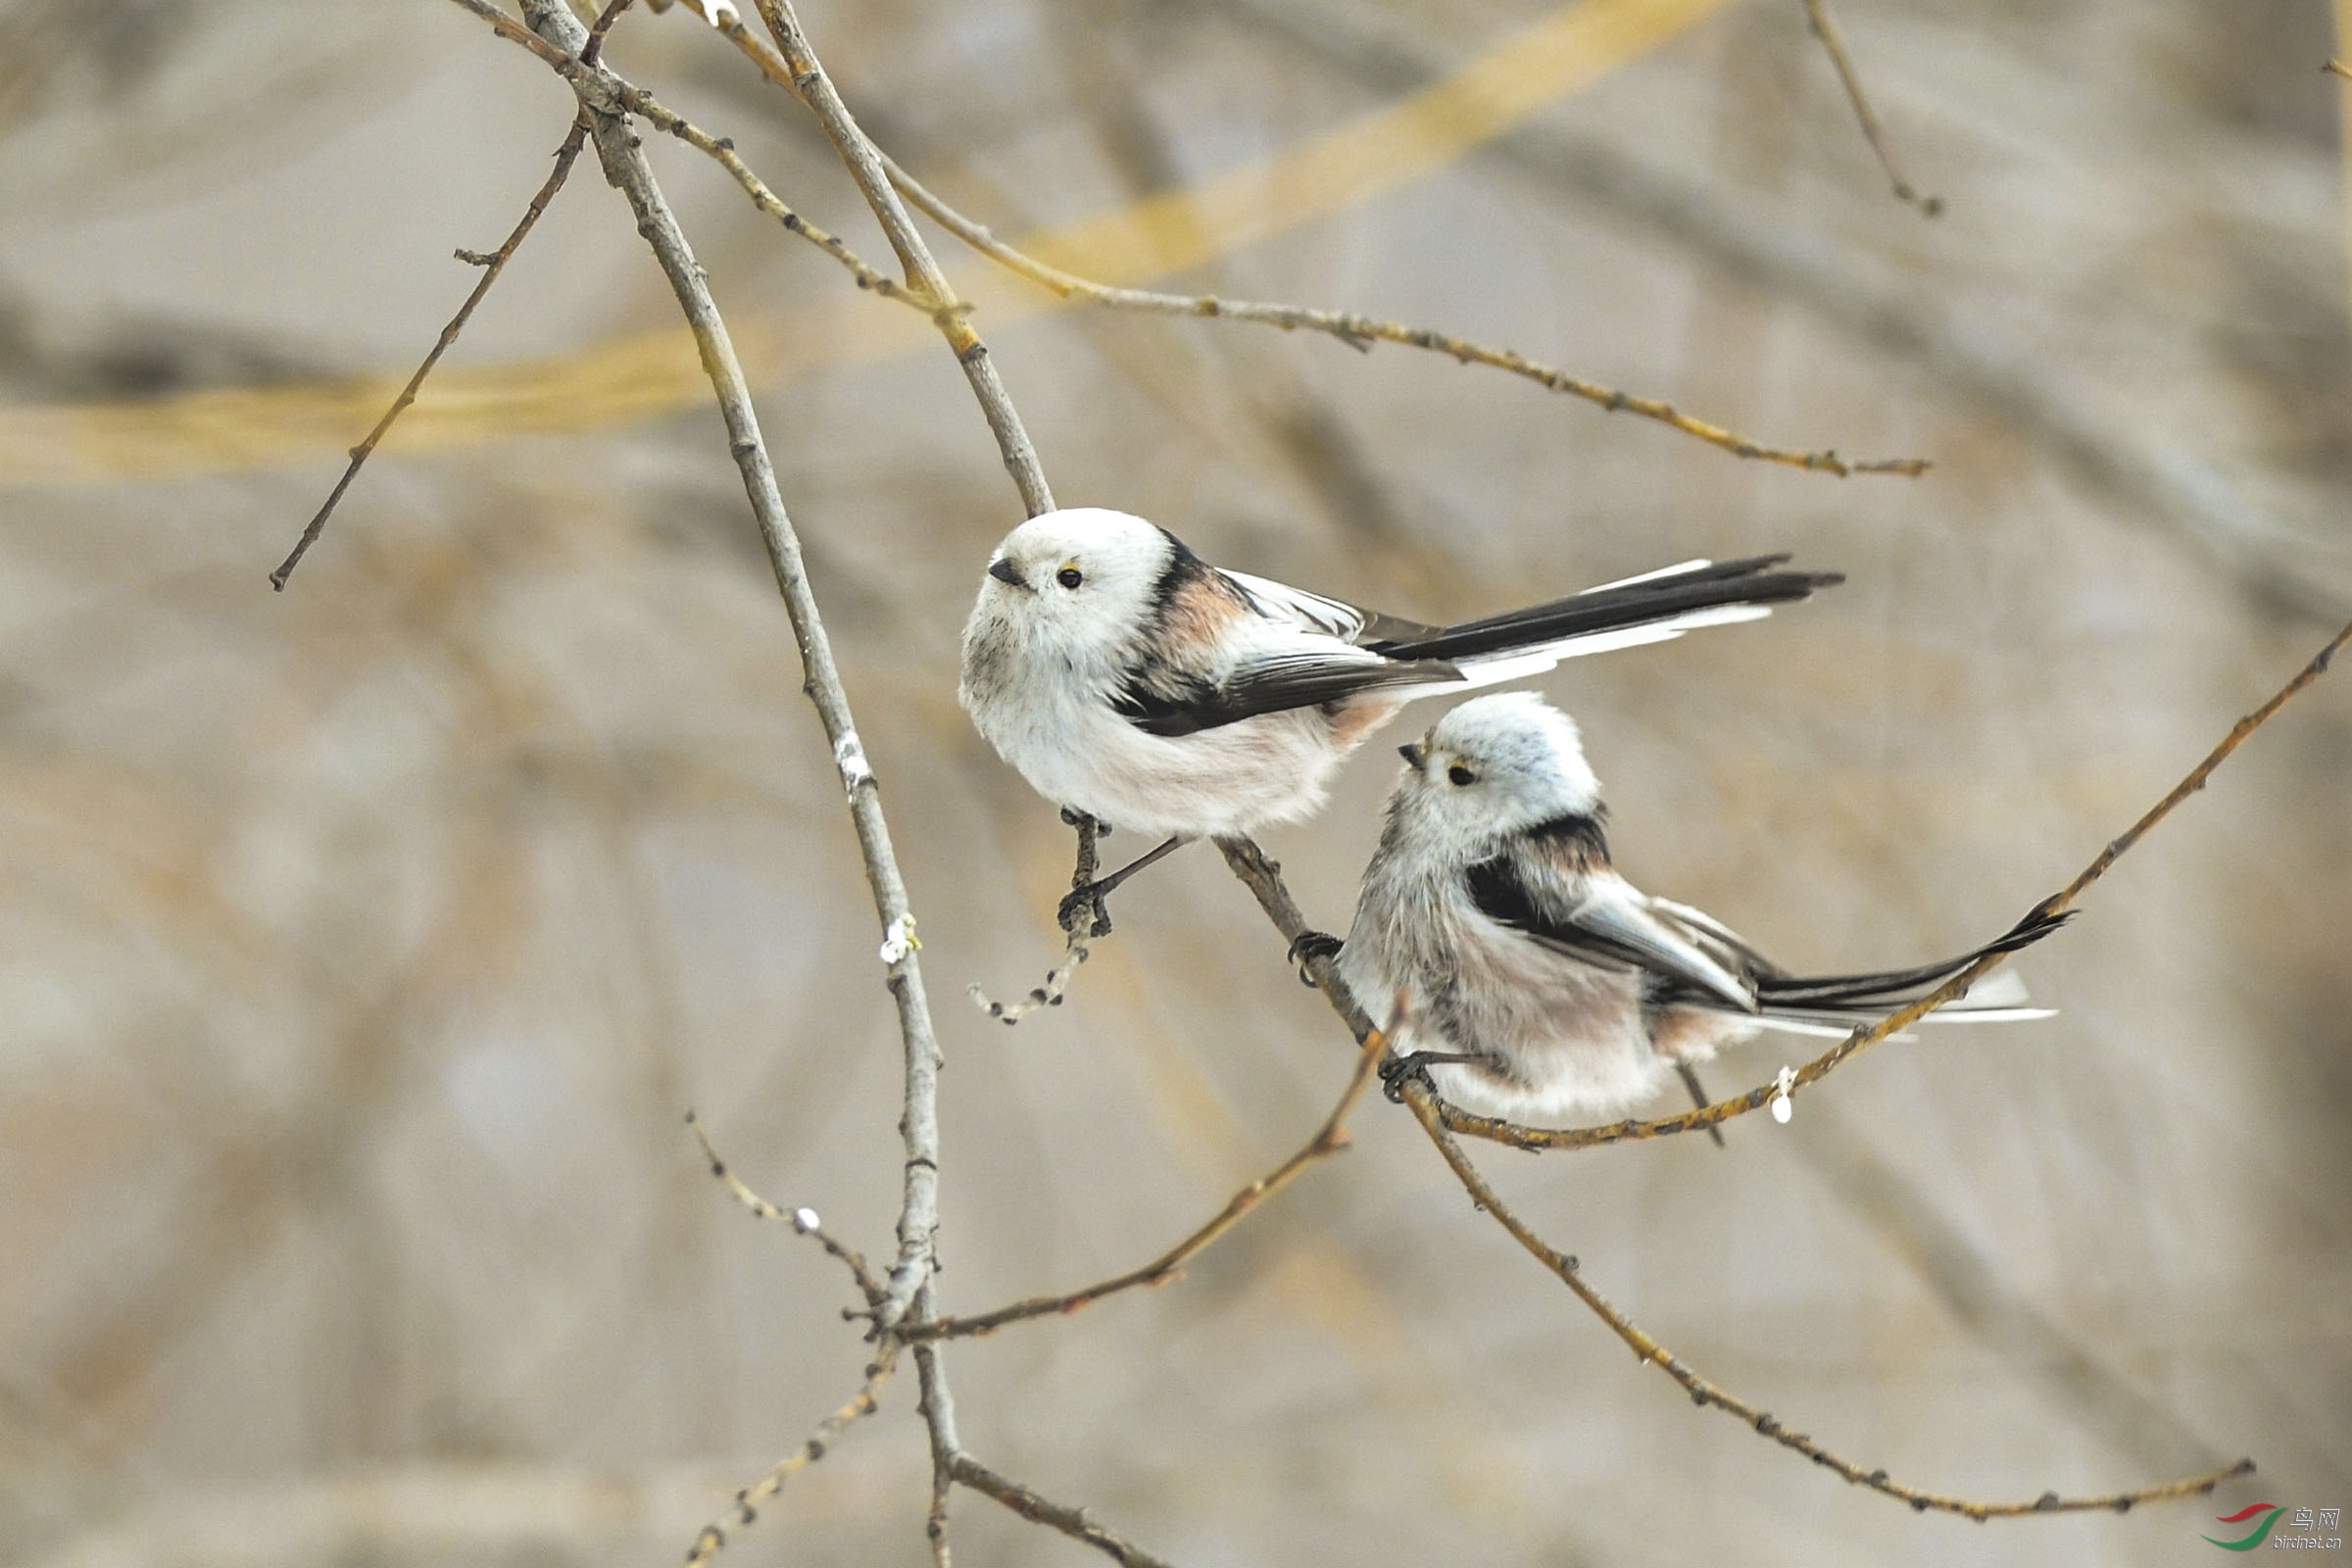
<box><xmin>1741</xmin><ymin>905</ymin><xmax>2073</xmax><ymax>1035</ymax></box>
<box><xmin>1366</xmin><ymin>556</ymin><xmax>1841</xmax><ymax>688</ymax></box>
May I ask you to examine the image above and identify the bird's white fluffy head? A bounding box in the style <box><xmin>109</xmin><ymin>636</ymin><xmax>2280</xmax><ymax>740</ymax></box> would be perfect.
<box><xmin>1387</xmin><ymin>692</ymin><xmax>1604</xmax><ymax>854</ymax></box>
<box><xmin>968</xmin><ymin>508</ymin><xmax>1180</xmax><ymax>664</ymax></box>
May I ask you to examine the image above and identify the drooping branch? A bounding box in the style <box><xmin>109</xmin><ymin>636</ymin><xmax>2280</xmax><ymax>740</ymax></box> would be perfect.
<box><xmin>905</xmin><ymin>1025</ymin><xmax>1386</xmax><ymax>1342</ymax></box>
<box><xmin>1400</xmin><ymin>1085</ymin><xmax>2253</xmax><ymax>1517</ymax></box>
<box><xmin>968</xmin><ymin>813</ymin><xmax>1107</xmax><ymax>1024</ymax></box>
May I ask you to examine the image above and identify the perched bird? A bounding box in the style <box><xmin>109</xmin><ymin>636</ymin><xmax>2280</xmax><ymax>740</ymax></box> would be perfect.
<box><xmin>1321</xmin><ymin>693</ymin><xmax>2066</xmax><ymax>1126</ymax></box>
<box><xmin>959</xmin><ymin>508</ymin><xmax>1841</xmax><ymax>922</ymax></box>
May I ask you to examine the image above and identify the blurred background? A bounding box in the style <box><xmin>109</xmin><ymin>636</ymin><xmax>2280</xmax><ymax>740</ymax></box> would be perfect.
<box><xmin>2</xmin><ymin>0</ymin><xmax>2348</xmax><ymax>1563</ymax></box>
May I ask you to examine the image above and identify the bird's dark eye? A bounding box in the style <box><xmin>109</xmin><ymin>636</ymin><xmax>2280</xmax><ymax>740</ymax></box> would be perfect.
<box><xmin>1055</xmin><ymin>565</ymin><xmax>1084</xmax><ymax>589</ymax></box>
<box><xmin>1447</xmin><ymin>765</ymin><xmax>1476</xmax><ymax>787</ymax></box>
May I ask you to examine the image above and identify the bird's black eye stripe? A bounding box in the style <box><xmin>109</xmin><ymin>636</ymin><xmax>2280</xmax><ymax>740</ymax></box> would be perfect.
<box><xmin>1056</xmin><ymin>565</ymin><xmax>1084</xmax><ymax>589</ymax></box>
<box><xmin>1447</xmin><ymin>764</ymin><xmax>1476</xmax><ymax>787</ymax></box>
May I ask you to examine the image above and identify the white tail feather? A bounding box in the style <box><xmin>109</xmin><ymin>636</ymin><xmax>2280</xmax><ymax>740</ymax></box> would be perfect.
<box><xmin>1579</xmin><ymin>558</ymin><xmax>1713</xmax><ymax>594</ymax></box>
<box><xmin>1447</xmin><ymin>603</ymin><xmax>1776</xmax><ymax>690</ymax></box>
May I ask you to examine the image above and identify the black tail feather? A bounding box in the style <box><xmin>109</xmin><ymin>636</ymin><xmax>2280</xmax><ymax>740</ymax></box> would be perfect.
<box><xmin>1365</xmin><ymin>556</ymin><xmax>1843</xmax><ymax>665</ymax></box>
<box><xmin>1754</xmin><ymin>904</ymin><xmax>2075</xmax><ymax>1010</ymax></box>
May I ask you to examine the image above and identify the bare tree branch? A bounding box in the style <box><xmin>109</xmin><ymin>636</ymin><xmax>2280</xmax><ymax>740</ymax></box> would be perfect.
<box><xmin>1801</xmin><ymin>0</ymin><xmax>1941</xmax><ymax>216</ymax></box>
<box><xmin>686</xmin><ymin>1348</ymin><xmax>901</xmax><ymax>1567</ymax></box>
<box><xmin>969</xmin><ymin>814</ymin><xmax>1107</xmax><ymax>1024</ymax></box>
<box><xmin>1212</xmin><ymin>624</ymin><xmax>2346</xmax><ymax>1515</ymax></box>
<box><xmin>444</xmin><ymin>1</ymin><xmax>930</xmax><ymax>304</ymax></box>
<box><xmin>645</xmin><ymin>0</ymin><xmax>1924</xmax><ymax>479</ymax></box>
<box><xmin>1197</xmin><ymin>0</ymin><xmax>2352</xmax><ymax>625</ymax></box>
<box><xmin>906</xmin><ymin>1025</ymin><xmax>1387</xmax><ymax>1342</ymax></box>
<box><xmin>688</xmin><ymin>1109</ymin><xmax>884</xmax><ymax>1307</ymax></box>
<box><xmin>269</xmin><ymin>117</ymin><xmax>589</xmax><ymax>589</ymax></box>
<box><xmin>747</xmin><ymin>0</ymin><xmax>1055</xmax><ymax>516</ymax></box>
<box><xmin>878</xmin><ymin>152</ymin><xmax>1929</xmax><ymax>477</ymax></box>
<box><xmin>1400</xmin><ymin>1083</ymin><xmax>2254</xmax><ymax>1518</ymax></box>
<box><xmin>493</xmin><ymin>0</ymin><xmax>954</xmax><ymax>1338</ymax></box>
<box><xmin>950</xmin><ymin>1453</ymin><xmax>1178</xmax><ymax>1568</ymax></box>
<box><xmin>912</xmin><ymin>1281</ymin><xmax>962</xmax><ymax>1568</ymax></box>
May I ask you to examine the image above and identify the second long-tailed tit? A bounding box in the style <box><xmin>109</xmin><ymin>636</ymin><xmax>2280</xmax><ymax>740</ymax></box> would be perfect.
<box><xmin>1316</xmin><ymin>693</ymin><xmax>2068</xmax><ymax>1126</ymax></box>
<box><xmin>959</xmin><ymin>508</ymin><xmax>1841</xmax><ymax>920</ymax></box>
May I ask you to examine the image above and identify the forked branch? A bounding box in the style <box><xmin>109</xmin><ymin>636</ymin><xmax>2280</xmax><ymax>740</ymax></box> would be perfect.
<box><xmin>751</xmin><ymin>0</ymin><xmax>1056</xmax><ymax>515</ymax></box>
<box><xmin>653</xmin><ymin>0</ymin><xmax>1929</xmax><ymax>479</ymax></box>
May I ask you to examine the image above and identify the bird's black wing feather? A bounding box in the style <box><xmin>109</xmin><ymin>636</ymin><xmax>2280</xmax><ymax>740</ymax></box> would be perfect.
<box><xmin>1114</xmin><ymin>650</ymin><xmax>1462</xmax><ymax>738</ymax></box>
<box><xmin>1463</xmin><ymin>827</ymin><xmax>1755</xmax><ymax>1009</ymax></box>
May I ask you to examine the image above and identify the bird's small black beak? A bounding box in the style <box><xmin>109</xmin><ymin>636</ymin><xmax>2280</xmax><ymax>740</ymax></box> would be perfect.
<box><xmin>1397</xmin><ymin>742</ymin><xmax>1426</xmax><ymax>768</ymax></box>
<box><xmin>987</xmin><ymin>557</ymin><xmax>1024</xmax><ymax>588</ymax></box>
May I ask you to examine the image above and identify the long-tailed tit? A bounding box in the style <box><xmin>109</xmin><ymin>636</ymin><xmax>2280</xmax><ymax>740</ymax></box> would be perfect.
<box><xmin>1320</xmin><ymin>692</ymin><xmax>2067</xmax><ymax>1126</ymax></box>
<box><xmin>959</xmin><ymin>508</ymin><xmax>1841</xmax><ymax>923</ymax></box>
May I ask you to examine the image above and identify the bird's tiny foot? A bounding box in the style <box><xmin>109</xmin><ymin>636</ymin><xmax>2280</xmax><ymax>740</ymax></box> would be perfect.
<box><xmin>1378</xmin><ymin>1051</ymin><xmax>1443</xmax><ymax>1104</ymax></box>
<box><xmin>1287</xmin><ymin>930</ymin><xmax>1343</xmax><ymax>986</ymax></box>
<box><xmin>1056</xmin><ymin>882</ymin><xmax>1112</xmax><ymax>937</ymax></box>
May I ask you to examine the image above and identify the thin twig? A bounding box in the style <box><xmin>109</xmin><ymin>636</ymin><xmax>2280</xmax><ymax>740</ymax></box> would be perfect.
<box><xmin>448</xmin><ymin>0</ymin><xmax>929</xmax><ymax>307</ymax></box>
<box><xmin>1217</xmin><ymin>835</ymin><xmax>1378</xmax><ymax>1040</ymax></box>
<box><xmin>906</xmin><ymin>1025</ymin><xmax>1388</xmax><ymax>1342</ymax></box>
<box><xmin>2327</xmin><ymin>59</ymin><xmax>2352</xmax><ymax>81</ymax></box>
<box><xmin>268</xmin><ymin>117</ymin><xmax>589</xmax><ymax>589</ymax></box>
<box><xmin>749</xmin><ymin>0</ymin><xmax>1065</xmax><ymax>1324</ymax></box>
<box><xmin>880</xmin><ymin>153</ymin><xmax>1929</xmax><ymax>477</ymax></box>
<box><xmin>747</xmin><ymin>0</ymin><xmax>1055</xmax><ymax>516</ymax></box>
<box><xmin>1198</xmin><ymin>0</ymin><xmax>2352</xmax><ymax>626</ymax></box>
<box><xmin>686</xmin><ymin>1109</ymin><xmax>884</xmax><ymax>1306</ymax></box>
<box><xmin>584</xmin><ymin>0</ymin><xmax>636</xmax><ymax>57</ymax></box>
<box><xmin>912</xmin><ymin>1280</ymin><xmax>961</xmax><ymax>1568</ymax></box>
<box><xmin>659</xmin><ymin>0</ymin><xmax>1916</xmax><ymax>479</ymax></box>
<box><xmin>1430</xmin><ymin>613</ymin><xmax>2352</xmax><ymax>1152</ymax></box>
<box><xmin>685</xmin><ymin>1348</ymin><xmax>901</xmax><ymax>1566</ymax></box>
<box><xmin>950</xmin><ymin>1454</ymin><xmax>1178</xmax><ymax>1568</ymax></box>
<box><xmin>968</xmin><ymin>813</ymin><xmax>1106</xmax><ymax>1023</ymax></box>
<box><xmin>1801</xmin><ymin>0</ymin><xmax>1941</xmax><ymax>217</ymax></box>
<box><xmin>1400</xmin><ymin>1084</ymin><xmax>2251</xmax><ymax>1517</ymax></box>
<box><xmin>502</xmin><ymin>0</ymin><xmax>953</xmax><ymax>1340</ymax></box>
